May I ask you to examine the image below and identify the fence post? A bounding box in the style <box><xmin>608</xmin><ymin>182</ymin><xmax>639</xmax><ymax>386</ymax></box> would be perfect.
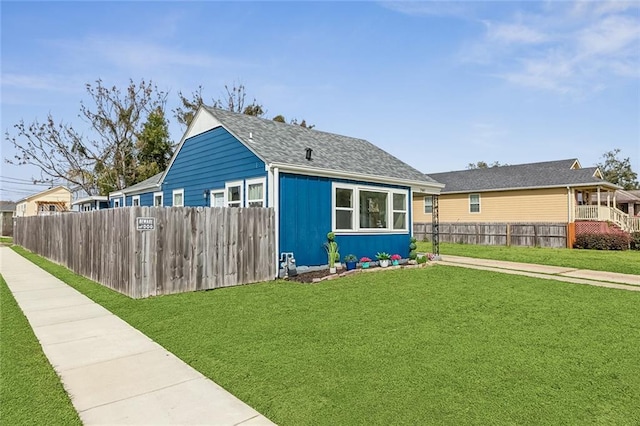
<box><xmin>506</xmin><ymin>223</ymin><xmax>511</xmax><ymax>247</ymax></box>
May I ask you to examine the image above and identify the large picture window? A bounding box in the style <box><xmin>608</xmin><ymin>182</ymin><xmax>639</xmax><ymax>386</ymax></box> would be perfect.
<box><xmin>333</xmin><ymin>183</ymin><xmax>408</xmax><ymax>233</ymax></box>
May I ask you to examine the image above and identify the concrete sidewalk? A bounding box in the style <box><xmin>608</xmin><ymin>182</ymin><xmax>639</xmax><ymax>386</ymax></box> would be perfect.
<box><xmin>439</xmin><ymin>254</ymin><xmax>640</xmax><ymax>291</ymax></box>
<box><xmin>0</xmin><ymin>247</ymin><xmax>275</xmax><ymax>425</ymax></box>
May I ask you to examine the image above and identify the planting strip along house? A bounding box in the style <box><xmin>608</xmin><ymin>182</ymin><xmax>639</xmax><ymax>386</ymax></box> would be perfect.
<box><xmin>112</xmin><ymin>107</ymin><xmax>443</xmax><ymax>273</ymax></box>
<box><xmin>413</xmin><ymin>159</ymin><xmax>638</xmax><ymax>242</ymax></box>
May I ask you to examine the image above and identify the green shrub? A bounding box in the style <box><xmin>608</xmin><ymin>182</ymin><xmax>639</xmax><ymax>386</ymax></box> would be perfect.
<box><xmin>630</xmin><ymin>232</ymin><xmax>640</xmax><ymax>250</ymax></box>
<box><xmin>573</xmin><ymin>233</ymin><xmax>630</xmax><ymax>251</ymax></box>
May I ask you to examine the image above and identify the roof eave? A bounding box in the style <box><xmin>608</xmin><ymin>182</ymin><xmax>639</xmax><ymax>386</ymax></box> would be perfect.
<box><xmin>440</xmin><ymin>181</ymin><xmax>622</xmax><ymax>194</ymax></box>
<box><xmin>268</xmin><ymin>162</ymin><xmax>444</xmax><ymax>193</ymax></box>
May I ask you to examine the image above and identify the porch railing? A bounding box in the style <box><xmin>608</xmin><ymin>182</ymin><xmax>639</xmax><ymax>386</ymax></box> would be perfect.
<box><xmin>575</xmin><ymin>205</ymin><xmax>640</xmax><ymax>233</ymax></box>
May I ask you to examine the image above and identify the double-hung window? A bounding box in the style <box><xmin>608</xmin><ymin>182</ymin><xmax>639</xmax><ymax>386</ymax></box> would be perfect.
<box><xmin>469</xmin><ymin>194</ymin><xmax>480</xmax><ymax>213</ymax></box>
<box><xmin>335</xmin><ymin>187</ymin><xmax>355</xmax><ymax>230</ymax></box>
<box><xmin>333</xmin><ymin>183</ymin><xmax>408</xmax><ymax>232</ymax></box>
<box><xmin>225</xmin><ymin>181</ymin><xmax>243</xmax><ymax>208</ymax></box>
<box><xmin>246</xmin><ymin>177</ymin><xmax>266</xmax><ymax>207</ymax></box>
<box><xmin>114</xmin><ymin>199</ymin><xmax>121</xmax><ymax>208</ymax></box>
<box><xmin>173</xmin><ymin>189</ymin><xmax>184</xmax><ymax>207</ymax></box>
<box><xmin>153</xmin><ymin>192</ymin><xmax>163</xmax><ymax>207</ymax></box>
<box><xmin>424</xmin><ymin>196</ymin><xmax>433</xmax><ymax>214</ymax></box>
<box><xmin>132</xmin><ymin>196</ymin><xmax>140</xmax><ymax>206</ymax></box>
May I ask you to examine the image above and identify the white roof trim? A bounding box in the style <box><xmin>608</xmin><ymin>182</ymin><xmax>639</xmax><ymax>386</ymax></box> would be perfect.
<box><xmin>269</xmin><ymin>162</ymin><xmax>444</xmax><ymax>193</ymax></box>
<box><xmin>441</xmin><ymin>181</ymin><xmax>622</xmax><ymax>195</ymax></box>
<box><xmin>71</xmin><ymin>196</ymin><xmax>108</xmax><ymax>206</ymax></box>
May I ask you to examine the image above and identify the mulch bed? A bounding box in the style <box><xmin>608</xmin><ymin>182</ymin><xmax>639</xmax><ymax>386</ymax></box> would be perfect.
<box><xmin>286</xmin><ymin>262</ymin><xmax>431</xmax><ymax>283</ymax></box>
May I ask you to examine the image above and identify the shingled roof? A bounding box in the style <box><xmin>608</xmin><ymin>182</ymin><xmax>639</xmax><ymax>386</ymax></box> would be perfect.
<box><xmin>110</xmin><ymin>172</ymin><xmax>162</xmax><ymax>196</ymax></box>
<box><xmin>429</xmin><ymin>159</ymin><xmax>620</xmax><ymax>194</ymax></box>
<box><xmin>203</xmin><ymin>107</ymin><xmax>440</xmax><ymax>186</ymax></box>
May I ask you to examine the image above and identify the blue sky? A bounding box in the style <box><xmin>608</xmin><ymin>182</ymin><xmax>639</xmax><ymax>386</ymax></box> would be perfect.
<box><xmin>1</xmin><ymin>1</ymin><xmax>639</xmax><ymax>200</ymax></box>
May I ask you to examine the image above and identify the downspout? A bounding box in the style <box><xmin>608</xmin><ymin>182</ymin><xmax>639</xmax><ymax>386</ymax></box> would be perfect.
<box><xmin>272</xmin><ymin>166</ymin><xmax>280</xmax><ymax>279</ymax></box>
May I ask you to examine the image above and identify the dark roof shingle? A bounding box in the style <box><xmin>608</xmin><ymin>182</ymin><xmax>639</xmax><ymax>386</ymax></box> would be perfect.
<box><xmin>429</xmin><ymin>159</ymin><xmax>619</xmax><ymax>193</ymax></box>
<box><xmin>205</xmin><ymin>107</ymin><xmax>439</xmax><ymax>185</ymax></box>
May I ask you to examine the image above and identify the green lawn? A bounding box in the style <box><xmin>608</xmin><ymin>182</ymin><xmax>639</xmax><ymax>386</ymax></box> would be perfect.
<box><xmin>0</xmin><ymin>237</ymin><xmax>12</xmax><ymax>245</ymax></box>
<box><xmin>418</xmin><ymin>242</ymin><xmax>640</xmax><ymax>275</ymax></box>
<box><xmin>12</xmin><ymin>246</ymin><xmax>640</xmax><ymax>425</ymax></box>
<box><xmin>0</xmin><ymin>275</ymin><xmax>82</xmax><ymax>425</ymax></box>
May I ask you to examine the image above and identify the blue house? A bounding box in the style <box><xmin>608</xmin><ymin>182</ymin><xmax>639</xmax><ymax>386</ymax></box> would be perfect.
<box><xmin>112</xmin><ymin>107</ymin><xmax>443</xmax><ymax>268</ymax></box>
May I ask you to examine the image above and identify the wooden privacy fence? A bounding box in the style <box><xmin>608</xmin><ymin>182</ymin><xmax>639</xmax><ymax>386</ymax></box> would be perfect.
<box><xmin>414</xmin><ymin>222</ymin><xmax>568</xmax><ymax>248</ymax></box>
<box><xmin>14</xmin><ymin>207</ymin><xmax>276</xmax><ymax>298</ymax></box>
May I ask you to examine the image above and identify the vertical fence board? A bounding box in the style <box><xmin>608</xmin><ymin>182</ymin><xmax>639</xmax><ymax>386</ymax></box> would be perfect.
<box><xmin>13</xmin><ymin>207</ymin><xmax>275</xmax><ymax>298</ymax></box>
<box><xmin>415</xmin><ymin>222</ymin><xmax>567</xmax><ymax>249</ymax></box>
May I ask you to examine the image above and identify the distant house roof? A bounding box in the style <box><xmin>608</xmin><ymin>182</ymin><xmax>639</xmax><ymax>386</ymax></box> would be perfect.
<box><xmin>0</xmin><ymin>201</ymin><xmax>16</xmax><ymax>212</ymax></box>
<box><xmin>16</xmin><ymin>186</ymin><xmax>71</xmax><ymax>203</ymax></box>
<box><xmin>109</xmin><ymin>173</ymin><xmax>163</xmax><ymax>197</ymax></box>
<box><xmin>429</xmin><ymin>159</ymin><xmax>620</xmax><ymax>194</ymax></box>
<box><xmin>616</xmin><ymin>189</ymin><xmax>640</xmax><ymax>203</ymax></box>
<box><xmin>163</xmin><ymin>107</ymin><xmax>442</xmax><ymax>190</ymax></box>
<box><xmin>71</xmin><ymin>195</ymin><xmax>109</xmax><ymax>206</ymax></box>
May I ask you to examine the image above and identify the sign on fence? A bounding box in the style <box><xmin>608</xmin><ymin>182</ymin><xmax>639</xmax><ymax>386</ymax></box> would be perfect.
<box><xmin>136</xmin><ymin>217</ymin><xmax>155</xmax><ymax>231</ymax></box>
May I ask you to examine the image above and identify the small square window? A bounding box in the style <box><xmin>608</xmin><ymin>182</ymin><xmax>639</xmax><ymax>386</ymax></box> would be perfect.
<box><xmin>424</xmin><ymin>196</ymin><xmax>433</xmax><ymax>214</ymax></box>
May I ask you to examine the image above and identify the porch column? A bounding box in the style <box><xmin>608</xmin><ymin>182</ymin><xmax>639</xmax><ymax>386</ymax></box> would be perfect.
<box><xmin>607</xmin><ymin>192</ymin><xmax>610</xmax><ymax>208</ymax></box>
<box><xmin>597</xmin><ymin>186</ymin><xmax>601</xmax><ymax>206</ymax></box>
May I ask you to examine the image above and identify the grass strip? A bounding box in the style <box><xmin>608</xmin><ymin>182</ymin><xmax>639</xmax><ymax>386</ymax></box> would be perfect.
<box><xmin>11</xmin><ymin>246</ymin><xmax>640</xmax><ymax>425</ymax></box>
<box><xmin>418</xmin><ymin>242</ymin><xmax>640</xmax><ymax>275</ymax></box>
<box><xmin>0</xmin><ymin>275</ymin><xmax>82</xmax><ymax>425</ymax></box>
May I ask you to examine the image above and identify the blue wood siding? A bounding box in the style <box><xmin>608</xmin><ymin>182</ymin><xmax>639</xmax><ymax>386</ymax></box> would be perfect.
<box><xmin>163</xmin><ymin>127</ymin><xmax>267</xmax><ymax>206</ymax></box>
<box><xmin>279</xmin><ymin>173</ymin><xmax>412</xmax><ymax>267</ymax></box>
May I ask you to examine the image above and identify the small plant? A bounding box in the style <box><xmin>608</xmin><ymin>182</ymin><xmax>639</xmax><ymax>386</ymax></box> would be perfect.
<box><xmin>344</xmin><ymin>254</ymin><xmax>358</xmax><ymax>262</ymax></box>
<box><xmin>390</xmin><ymin>254</ymin><xmax>401</xmax><ymax>261</ymax></box>
<box><xmin>323</xmin><ymin>232</ymin><xmax>340</xmax><ymax>266</ymax></box>
<box><xmin>417</xmin><ymin>255</ymin><xmax>427</xmax><ymax>264</ymax></box>
<box><xmin>360</xmin><ymin>257</ymin><xmax>371</xmax><ymax>263</ymax></box>
<box><xmin>409</xmin><ymin>237</ymin><xmax>417</xmax><ymax>260</ymax></box>
<box><xmin>376</xmin><ymin>252</ymin><xmax>391</xmax><ymax>260</ymax></box>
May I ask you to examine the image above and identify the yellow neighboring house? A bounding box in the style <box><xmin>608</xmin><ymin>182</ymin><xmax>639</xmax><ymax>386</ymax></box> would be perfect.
<box><xmin>413</xmin><ymin>159</ymin><xmax>638</xmax><ymax>233</ymax></box>
<box><xmin>15</xmin><ymin>186</ymin><xmax>72</xmax><ymax>217</ymax></box>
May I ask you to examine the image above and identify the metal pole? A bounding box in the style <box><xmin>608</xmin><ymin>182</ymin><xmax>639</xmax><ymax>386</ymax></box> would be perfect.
<box><xmin>432</xmin><ymin>195</ymin><xmax>440</xmax><ymax>259</ymax></box>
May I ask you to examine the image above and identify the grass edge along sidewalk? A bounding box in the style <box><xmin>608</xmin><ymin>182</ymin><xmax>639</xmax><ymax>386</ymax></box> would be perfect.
<box><xmin>9</xmin><ymin>246</ymin><xmax>640</xmax><ymax>425</ymax></box>
<box><xmin>419</xmin><ymin>242</ymin><xmax>640</xmax><ymax>275</ymax></box>
<box><xmin>0</xmin><ymin>275</ymin><xmax>82</xmax><ymax>425</ymax></box>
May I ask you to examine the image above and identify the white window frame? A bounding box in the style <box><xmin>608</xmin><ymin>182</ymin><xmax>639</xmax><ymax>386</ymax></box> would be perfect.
<box><xmin>334</xmin><ymin>186</ymin><xmax>355</xmax><ymax>231</ymax></box>
<box><xmin>113</xmin><ymin>198</ymin><xmax>121</xmax><ymax>208</ymax></box>
<box><xmin>245</xmin><ymin>177</ymin><xmax>266</xmax><ymax>207</ymax></box>
<box><xmin>331</xmin><ymin>182</ymin><xmax>409</xmax><ymax>234</ymax></box>
<box><xmin>391</xmin><ymin>192</ymin><xmax>408</xmax><ymax>230</ymax></box>
<box><xmin>424</xmin><ymin>195</ymin><xmax>433</xmax><ymax>214</ymax></box>
<box><xmin>225</xmin><ymin>180</ymin><xmax>243</xmax><ymax>208</ymax></box>
<box><xmin>132</xmin><ymin>195</ymin><xmax>140</xmax><ymax>207</ymax></box>
<box><xmin>210</xmin><ymin>189</ymin><xmax>225</xmax><ymax>207</ymax></box>
<box><xmin>172</xmin><ymin>189</ymin><xmax>184</xmax><ymax>207</ymax></box>
<box><xmin>469</xmin><ymin>193</ymin><xmax>481</xmax><ymax>213</ymax></box>
<box><xmin>153</xmin><ymin>192</ymin><xmax>163</xmax><ymax>207</ymax></box>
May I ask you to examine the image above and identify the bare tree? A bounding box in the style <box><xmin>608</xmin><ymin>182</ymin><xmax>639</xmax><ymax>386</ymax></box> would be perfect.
<box><xmin>5</xmin><ymin>79</ymin><xmax>167</xmax><ymax>195</ymax></box>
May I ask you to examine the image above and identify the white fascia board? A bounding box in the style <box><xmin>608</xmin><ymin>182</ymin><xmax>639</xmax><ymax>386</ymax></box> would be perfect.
<box><xmin>268</xmin><ymin>162</ymin><xmax>444</xmax><ymax>194</ymax></box>
<box><xmin>441</xmin><ymin>181</ymin><xmax>622</xmax><ymax>195</ymax></box>
<box><xmin>108</xmin><ymin>191</ymin><xmax>124</xmax><ymax>198</ymax></box>
<box><xmin>71</xmin><ymin>196</ymin><xmax>108</xmax><ymax>206</ymax></box>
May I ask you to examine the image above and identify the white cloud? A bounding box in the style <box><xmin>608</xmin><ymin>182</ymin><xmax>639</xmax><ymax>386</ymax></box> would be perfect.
<box><xmin>485</xmin><ymin>22</ymin><xmax>548</xmax><ymax>44</ymax></box>
<box><xmin>463</xmin><ymin>2</ymin><xmax>640</xmax><ymax>95</ymax></box>
<box><xmin>1</xmin><ymin>73</ymin><xmax>77</xmax><ymax>92</ymax></box>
